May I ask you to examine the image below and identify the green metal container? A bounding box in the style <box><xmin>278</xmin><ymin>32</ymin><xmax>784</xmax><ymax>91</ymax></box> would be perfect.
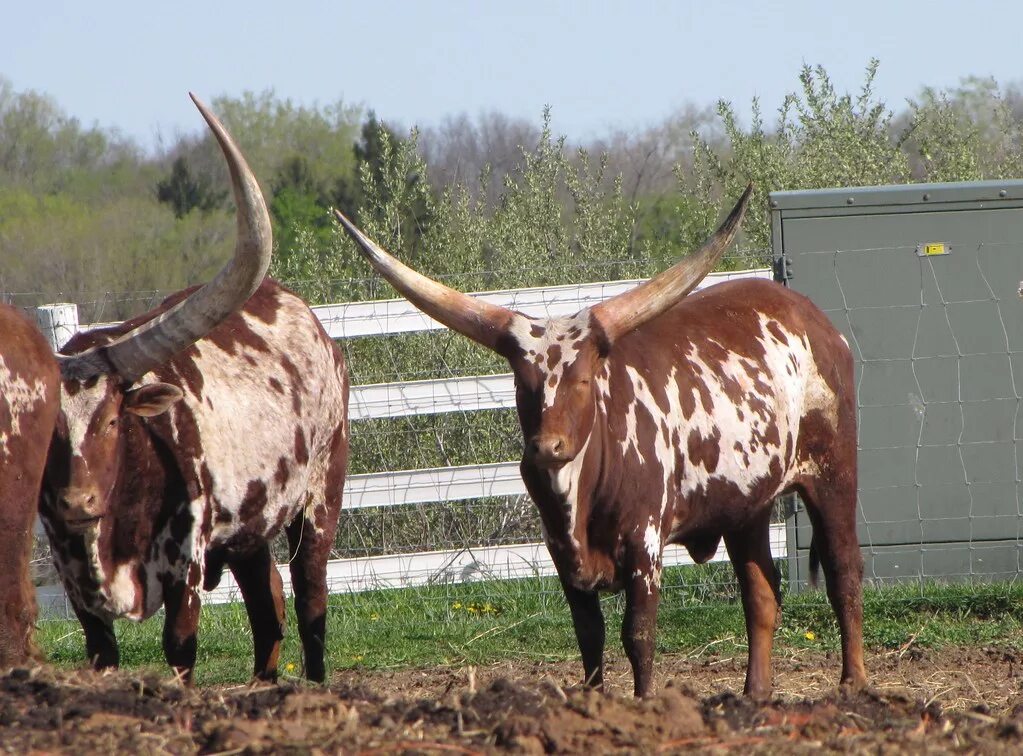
<box><xmin>771</xmin><ymin>180</ymin><xmax>1023</xmax><ymax>588</ymax></box>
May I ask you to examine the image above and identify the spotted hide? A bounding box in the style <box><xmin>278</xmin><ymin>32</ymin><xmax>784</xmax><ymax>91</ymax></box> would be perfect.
<box><xmin>41</xmin><ymin>280</ymin><xmax>348</xmax><ymax>683</ymax></box>
<box><xmin>38</xmin><ymin>95</ymin><xmax>348</xmax><ymax>684</ymax></box>
<box><xmin>0</xmin><ymin>305</ymin><xmax>59</xmax><ymax>668</ymax></box>
<box><xmin>335</xmin><ymin>184</ymin><xmax>867</xmax><ymax>699</ymax></box>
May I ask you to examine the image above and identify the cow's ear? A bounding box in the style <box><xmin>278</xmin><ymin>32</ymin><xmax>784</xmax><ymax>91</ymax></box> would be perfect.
<box><xmin>124</xmin><ymin>383</ymin><xmax>184</xmax><ymax>417</ymax></box>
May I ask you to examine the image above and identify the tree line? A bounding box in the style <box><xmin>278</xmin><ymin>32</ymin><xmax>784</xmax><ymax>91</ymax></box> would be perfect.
<box><xmin>2</xmin><ymin>61</ymin><xmax>1022</xmax><ymax>319</ymax></box>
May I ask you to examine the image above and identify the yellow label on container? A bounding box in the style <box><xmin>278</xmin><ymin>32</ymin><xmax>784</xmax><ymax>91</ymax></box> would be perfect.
<box><xmin>916</xmin><ymin>242</ymin><xmax>949</xmax><ymax>257</ymax></box>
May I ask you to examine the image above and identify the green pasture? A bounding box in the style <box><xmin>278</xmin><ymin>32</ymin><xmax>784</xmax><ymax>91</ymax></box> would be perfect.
<box><xmin>36</xmin><ymin>569</ymin><xmax>1023</xmax><ymax>688</ymax></box>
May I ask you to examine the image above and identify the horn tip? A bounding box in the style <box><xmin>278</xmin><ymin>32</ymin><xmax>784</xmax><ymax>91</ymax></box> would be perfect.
<box><xmin>725</xmin><ymin>181</ymin><xmax>755</xmax><ymax>228</ymax></box>
<box><xmin>737</xmin><ymin>181</ymin><xmax>754</xmax><ymax>209</ymax></box>
<box><xmin>189</xmin><ymin>93</ymin><xmax>217</xmax><ymax>129</ymax></box>
<box><xmin>332</xmin><ymin>208</ymin><xmax>358</xmax><ymax>237</ymax></box>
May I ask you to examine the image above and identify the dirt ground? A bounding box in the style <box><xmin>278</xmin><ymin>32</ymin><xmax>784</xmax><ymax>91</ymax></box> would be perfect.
<box><xmin>3</xmin><ymin>646</ymin><xmax>1023</xmax><ymax>754</ymax></box>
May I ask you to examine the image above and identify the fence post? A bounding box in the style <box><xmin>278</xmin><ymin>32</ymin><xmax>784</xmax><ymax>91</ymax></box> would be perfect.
<box><xmin>34</xmin><ymin>303</ymin><xmax>79</xmax><ymax>351</ymax></box>
<box><xmin>31</xmin><ymin>304</ymin><xmax>76</xmax><ymax>613</ymax></box>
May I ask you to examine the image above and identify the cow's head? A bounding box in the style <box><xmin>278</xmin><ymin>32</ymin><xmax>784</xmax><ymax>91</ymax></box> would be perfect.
<box><xmin>46</xmin><ymin>94</ymin><xmax>272</xmax><ymax>533</ymax></box>
<box><xmin>334</xmin><ymin>185</ymin><xmax>751</xmax><ymax>472</ymax></box>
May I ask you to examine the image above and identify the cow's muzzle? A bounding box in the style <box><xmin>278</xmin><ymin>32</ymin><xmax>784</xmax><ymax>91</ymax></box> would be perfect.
<box><xmin>58</xmin><ymin>487</ymin><xmax>103</xmax><ymax>532</ymax></box>
<box><xmin>527</xmin><ymin>433</ymin><xmax>575</xmax><ymax>468</ymax></box>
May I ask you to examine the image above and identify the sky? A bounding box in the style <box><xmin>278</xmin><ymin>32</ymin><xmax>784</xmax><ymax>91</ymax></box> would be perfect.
<box><xmin>3</xmin><ymin>0</ymin><xmax>1022</xmax><ymax>152</ymax></box>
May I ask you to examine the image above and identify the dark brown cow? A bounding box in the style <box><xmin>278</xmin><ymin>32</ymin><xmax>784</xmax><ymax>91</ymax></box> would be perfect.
<box><xmin>39</xmin><ymin>96</ymin><xmax>349</xmax><ymax>684</ymax></box>
<box><xmin>334</xmin><ymin>186</ymin><xmax>866</xmax><ymax>699</ymax></box>
<box><xmin>0</xmin><ymin>305</ymin><xmax>59</xmax><ymax>668</ymax></box>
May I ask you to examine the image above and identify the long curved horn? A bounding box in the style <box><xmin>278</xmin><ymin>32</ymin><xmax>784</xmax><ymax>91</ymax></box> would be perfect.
<box><xmin>60</xmin><ymin>93</ymin><xmax>272</xmax><ymax>384</ymax></box>
<box><xmin>590</xmin><ymin>183</ymin><xmax>753</xmax><ymax>345</ymax></box>
<box><xmin>333</xmin><ymin>210</ymin><xmax>518</xmax><ymax>352</ymax></box>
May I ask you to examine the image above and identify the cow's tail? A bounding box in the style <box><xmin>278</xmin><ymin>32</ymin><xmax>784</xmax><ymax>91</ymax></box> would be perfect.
<box><xmin>808</xmin><ymin>534</ymin><xmax>821</xmax><ymax>588</ymax></box>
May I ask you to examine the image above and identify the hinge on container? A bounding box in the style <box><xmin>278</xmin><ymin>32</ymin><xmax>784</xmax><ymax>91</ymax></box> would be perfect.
<box><xmin>772</xmin><ymin>255</ymin><xmax>793</xmax><ymax>284</ymax></box>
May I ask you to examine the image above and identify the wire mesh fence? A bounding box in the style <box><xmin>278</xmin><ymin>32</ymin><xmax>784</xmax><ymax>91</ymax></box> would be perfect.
<box><xmin>784</xmin><ymin>226</ymin><xmax>1023</xmax><ymax>590</ymax></box>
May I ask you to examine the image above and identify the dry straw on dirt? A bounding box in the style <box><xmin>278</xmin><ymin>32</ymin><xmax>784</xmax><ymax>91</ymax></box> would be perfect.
<box><xmin>3</xmin><ymin>646</ymin><xmax>1023</xmax><ymax>753</ymax></box>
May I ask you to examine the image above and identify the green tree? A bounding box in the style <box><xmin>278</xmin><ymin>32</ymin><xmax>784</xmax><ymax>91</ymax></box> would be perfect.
<box><xmin>904</xmin><ymin>76</ymin><xmax>1023</xmax><ymax>181</ymax></box>
<box><xmin>155</xmin><ymin>156</ymin><xmax>224</xmax><ymax>218</ymax></box>
<box><xmin>0</xmin><ymin>76</ymin><xmax>128</xmax><ymax>193</ymax></box>
<box><xmin>684</xmin><ymin>60</ymin><xmax>910</xmax><ymax>255</ymax></box>
<box><xmin>267</xmin><ymin>114</ymin><xmax>439</xmax><ymax>303</ymax></box>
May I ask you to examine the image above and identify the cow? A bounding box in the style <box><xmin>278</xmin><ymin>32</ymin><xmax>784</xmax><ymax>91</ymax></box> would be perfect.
<box><xmin>0</xmin><ymin>305</ymin><xmax>60</xmax><ymax>668</ymax></box>
<box><xmin>39</xmin><ymin>95</ymin><xmax>349</xmax><ymax>684</ymax></box>
<box><xmin>333</xmin><ymin>185</ymin><xmax>866</xmax><ymax>699</ymax></box>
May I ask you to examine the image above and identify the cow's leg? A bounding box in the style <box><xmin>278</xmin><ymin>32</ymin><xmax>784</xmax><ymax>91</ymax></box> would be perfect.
<box><xmin>160</xmin><ymin>576</ymin><xmax>200</xmax><ymax>684</ymax></box>
<box><xmin>229</xmin><ymin>544</ymin><xmax>286</xmax><ymax>682</ymax></box>
<box><xmin>0</xmin><ymin>475</ymin><xmax>40</xmax><ymax>667</ymax></box>
<box><xmin>724</xmin><ymin>511</ymin><xmax>781</xmax><ymax>699</ymax></box>
<box><xmin>559</xmin><ymin>578</ymin><xmax>606</xmax><ymax>690</ymax></box>
<box><xmin>800</xmin><ymin>480</ymin><xmax>868</xmax><ymax>691</ymax></box>
<box><xmin>284</xmin><ymin>421</ymin><xmax>347</xmax><ymax>684</ymax></box>
<box><xmin>285</xmin><ymin>497</ymin><xmax>342</xmax><ymax>684</ymax></box>
<box><xmin>73</xmin><ymin>604</ymin><xmax>118</xmax><ymax>669</ymax></box>
<box><xmin>621</xmin><ymin>564</ymin><xmax>660</xmax><ymax>698</ymax></box>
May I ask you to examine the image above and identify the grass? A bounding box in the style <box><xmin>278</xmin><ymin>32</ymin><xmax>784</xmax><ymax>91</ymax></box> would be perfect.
<box><xmin>35</xmin><ymin>571</ymin><xmax>1023</xmax><ymax>687</ymax></box>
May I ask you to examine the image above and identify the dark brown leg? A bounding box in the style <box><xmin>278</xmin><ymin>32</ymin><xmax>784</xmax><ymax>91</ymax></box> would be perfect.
<box><xmin>0</xmin><ymin>509</ymin><xmax>37</xmax><ymax>667</ymax></box>
<box><xmin>229</xmin><ymin>544</ymin><xmax>286</xmax><ymax>682</ymax></box>
<box><xmin>285</xmin><ymin>495</ymin><xmax>343</xmax><ymax>683</ymax></box>
<box><xmin>560</xmin><ymin>578</ymin><xmax>606</xmax><ymax>690</ymax></box>
<box><xmin>725</xmin><ymin>511</ymin><xmax>781</xmax><ymax>699</ymax></box>
<box><xmin>161</xmin><ymin>577</ymin><xmax>200</xmax><ymax>684</ymax></box>
<box><xmin>74</xmin><ymin>604</ymin><xmax>118</xmax><ymax>670</ymax></box>
<box><xmin>801</xmin><ymin>482</ymin><xmax>868</xmax><ymax>690</ymax></box>
<box><xmin>621</xmin><ymin>568</ymin><xmax>660</xmax><ymax>698</ymax></box>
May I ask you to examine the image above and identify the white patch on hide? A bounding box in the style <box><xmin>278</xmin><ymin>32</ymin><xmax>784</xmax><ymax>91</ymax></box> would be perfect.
<box><xmin>176</xmin><ymin>296</ymin><xmax>347</xmax><ymax>550</ymax></box>
<box><xmin>106</xmin><ymin>564</ymin><xmax>141</xmax><ymax>619</ymax></box>
<box><xmin>59</xmin><ymin>375</ymin><xmax>122</xmax><ymax>473</ymax></box>
<box><xmin>547</xmin><ymin>418</ymin><xmax>593</xmax><ymax>552</ymax></box>
<box><xmin>0</xmin><ymin>355</ymin><xmax>51</xmax><ymax>461</ymax></box>
<box><xmin>507</xmin><ymin>311</ymin><xmax>592</xmax><ymax>410</ymax></box>
<box><xmin>643</xmin><ymin>520</ymin><xmax>660</xmax><ymax>565</ymax></box>
<box><xmin>619</xmin><ymin>366</ymin><xmax>683</xmax><ymax>522</ymax></box>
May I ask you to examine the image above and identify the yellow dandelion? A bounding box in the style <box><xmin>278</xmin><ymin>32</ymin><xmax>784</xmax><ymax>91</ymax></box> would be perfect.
<box><xmin>370</xmin><ymin>612</ymin><xmax>380</xmax><ymax>621</ymax></box>
<box><xmin>805</xmin><ymin>631</ymin><xmax>816</xmax><ymax>641</ymax></box>
<box><xmin>285</xmin><ymin>662</ymin><xmax>296</xmax><ymax>672</ymax></box>
<box><xmin>467</xmin><ymin>605</ymin><xmax>478</xmax><ymax>614</ymax></box>
<box><xmin>353</xmin><ymin>654</ymin><xmax>364</xmax><ymax>662</ymax></box>
<box><xmin>452</xmin><ymin>601</ymin><xmax>463</xmax><ymax>610</ymax></box>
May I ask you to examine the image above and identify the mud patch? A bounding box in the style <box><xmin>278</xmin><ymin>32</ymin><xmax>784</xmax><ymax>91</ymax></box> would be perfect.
<box><xmin>2</xmin><ymin>647</ymin><xmax>1023</xmax><ymax>753</ymax></box>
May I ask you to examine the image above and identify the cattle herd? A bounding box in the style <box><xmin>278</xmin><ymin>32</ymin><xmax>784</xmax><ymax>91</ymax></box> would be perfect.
<box><xmin>1</xmin><ymin>94</ymin><xmax>866</xmax><ymax>701</ymax></box>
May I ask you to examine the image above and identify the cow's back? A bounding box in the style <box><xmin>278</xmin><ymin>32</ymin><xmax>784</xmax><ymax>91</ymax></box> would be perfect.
<box><xmin>0</xmin><ymin>305</ymin><xmax>59</xmax><ymax>665</ymax></box>
<box><xmin>602</xmin><ymin>278</ymin><xmax>851</xmax><ymax>537</ymax></box>
<box><xmin>151</xmin><ymin>279</ymin><xmax>349</xmax><ymax>550</ymax></box>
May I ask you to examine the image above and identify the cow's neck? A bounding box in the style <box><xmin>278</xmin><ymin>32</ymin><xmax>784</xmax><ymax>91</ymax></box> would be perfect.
<box><xmin>528</xmin><ymin>401</ymin><xmax>622</xmax><ymax>589</ymax></box>
<box><xmin>81</xmin><ymin>415</ymin><xmax>173</xmax><ymax>593</ymax></box>
<box><xmin>114</xmin><ymin>415</ymin><xmax>177</xmax><ymax>561</ymax></box>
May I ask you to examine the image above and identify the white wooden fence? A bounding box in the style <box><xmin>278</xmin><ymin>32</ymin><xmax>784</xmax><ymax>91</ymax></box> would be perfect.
<box><xmin>34</xmin><ymin>268</ymin><xmax>781</xmax><ymax>616</ymax></box>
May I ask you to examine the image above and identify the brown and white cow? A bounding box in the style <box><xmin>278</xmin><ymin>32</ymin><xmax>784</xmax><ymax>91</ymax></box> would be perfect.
<box><xmin>0</xmin><ymin>305</ymin><xmax>60</xmax><ymax>668</ymax></box>
<box><xmin>39</xmin><ymin>95</ymin><xmax>349</xmax><ymax>684</ymax></box>
<box><xmin>333</xmin><ymin>186</ymin><xmax>866</xmax><ymax>699</ymax></box>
